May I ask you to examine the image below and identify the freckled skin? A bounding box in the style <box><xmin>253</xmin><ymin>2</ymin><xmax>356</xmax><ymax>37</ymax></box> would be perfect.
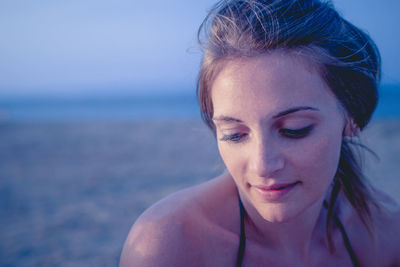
<box><xmin>212</xmin><ymin>51</ymin><xmax>346</xmax><ymax>223</ymax></box>
<box><xmin>120</xmin><ymin>50</ymin><xmax>400</xmax><ymax>267</ymax></box>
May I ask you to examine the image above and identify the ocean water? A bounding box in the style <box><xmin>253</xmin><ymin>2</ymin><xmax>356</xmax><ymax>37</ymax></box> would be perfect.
<box><xmin>0</xmin><ymin>92</ymin><xmax>201</xmax><ymax>121</ymax></box>
<box><xmin>374</xmin><ymin>85</ymin><xmax>400</xmax><ymax>118</ymax></box>
<box><xmin>0</xmin><ymin>85</ymin><xmax>399</xmax><ymax>121</ymax></box>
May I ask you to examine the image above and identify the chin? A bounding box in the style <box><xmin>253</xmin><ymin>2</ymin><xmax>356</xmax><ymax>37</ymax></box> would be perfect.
<box><xmin>257</xmin><ymin>202</ymin><xmax>304</xmax><ymax>223</ymax></box>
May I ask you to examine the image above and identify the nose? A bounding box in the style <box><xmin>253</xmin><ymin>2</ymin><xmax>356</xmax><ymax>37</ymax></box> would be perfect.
<box><xmin>248</xmin><ymin>137</ymin><xmax>285</xmax><ymax>178</ymax></box>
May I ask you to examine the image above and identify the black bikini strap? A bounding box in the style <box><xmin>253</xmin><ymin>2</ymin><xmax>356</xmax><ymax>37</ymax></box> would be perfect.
<box><xmin>323</xmin><ymin>201</ymin><xmax>360</xmax><ymax>267</ymax></box>
<box><xmin>236</xmin><ymin>197</ymin><xmax>246</xmax><ymax>267</ymax></box>
<box><xmin>236</xmin><ymin>200</ymin><xmax>360</xmax><ymax>267</ymax></box>
<box><xmin>333</xmin><ymin>214</ymin><xmax>361</xmax><ymax>267</ymax></box>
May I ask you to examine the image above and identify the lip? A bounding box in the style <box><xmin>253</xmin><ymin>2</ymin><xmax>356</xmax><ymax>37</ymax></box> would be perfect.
<box><xmin>252</xmin><ymin>182</ymin><xmax>300</xmax><ymax>201</ymax></box>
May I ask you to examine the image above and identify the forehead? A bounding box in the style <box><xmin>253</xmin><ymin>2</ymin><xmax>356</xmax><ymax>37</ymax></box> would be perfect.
<box><xmin>210</xmin><ymin>51</ymin><xmax>342</xmax><ymax>121</ymax></box>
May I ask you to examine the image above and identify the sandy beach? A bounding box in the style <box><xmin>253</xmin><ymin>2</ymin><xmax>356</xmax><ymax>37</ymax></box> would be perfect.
<box><xmin>0</xmin><ymin>118</ymin><xmax>399</xmax><ymax>266</ymax></box>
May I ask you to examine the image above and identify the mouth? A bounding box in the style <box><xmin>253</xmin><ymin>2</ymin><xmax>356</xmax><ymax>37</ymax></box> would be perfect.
<box><xmin>252</xmin><ymin>181</ymin><xmax>300</xmax><ymax>201</ymax></box>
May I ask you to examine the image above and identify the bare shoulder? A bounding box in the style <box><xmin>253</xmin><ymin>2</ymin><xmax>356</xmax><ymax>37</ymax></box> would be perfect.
<box><xmin>119</xmin><ymin>190</ymin><xmax>196</xmax><ymax>267</ymax></box>
<box><xmin>339</xmin><ymin>187</ymin><xmax>400</xmax><ymax>266</ymax></box>
<box><xmin>370</xmin><ymin>187</ymin><xmax>400</xmax><ymax>234</ymax></box>
<box><xmin>370</xmin><ymin>188</ymin><xmax>400</xmax><ymax>265</ymax></box>
<box><xmin>119</xmin><ymin>173</ymin><xmax>238</xmax><ymax>267</ymax></box>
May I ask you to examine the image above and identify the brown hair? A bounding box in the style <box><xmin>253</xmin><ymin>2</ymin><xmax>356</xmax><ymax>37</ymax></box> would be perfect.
<box><xmin>196</xmin><ymin>0</ymin><xmax>380</xmax><ymax>249</ymax></box>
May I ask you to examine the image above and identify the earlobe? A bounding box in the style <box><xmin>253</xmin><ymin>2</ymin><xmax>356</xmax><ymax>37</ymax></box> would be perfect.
<box><xmin>343</xmin><ymin>118</ymin><xmax>360</xmax><ymax>137</ymax></box>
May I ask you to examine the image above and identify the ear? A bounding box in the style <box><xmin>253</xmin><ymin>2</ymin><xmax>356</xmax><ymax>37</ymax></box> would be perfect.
<box><xmin>343</xmin><ymin>118</ymin><xmax>360</xmax><ymax>137</ymax></box>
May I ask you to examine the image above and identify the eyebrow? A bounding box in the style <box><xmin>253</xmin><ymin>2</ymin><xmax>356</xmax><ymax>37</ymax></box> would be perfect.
<box><xmin>272</xmin><ymin>106</ymin><xmax>319</xmax><ymax>119</ymax></box>
<box><xmin>212</xmin><ymin>115</ymin><xmax>243</xmax><ymax>123</ymax></box>
<box><xmin>213</xmin><ymin>106</ymin><xmax>319</xmax><ymax>122</ymax></box>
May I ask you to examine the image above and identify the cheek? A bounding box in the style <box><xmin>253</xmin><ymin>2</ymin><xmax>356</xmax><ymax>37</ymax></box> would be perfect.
<box><xmin>217</xmin><ymin>142</ymin><xmax>235</xmax><ymax>168</ymax></box>
<box><xmin>291</xmin><ymin>135</ymin><xmax>342</xmax><ymax>185</ymax></box>
<box><xmin>217</xmin><ymin>142</ymin><xmax>245</xmax><ymax>178</ymax></box>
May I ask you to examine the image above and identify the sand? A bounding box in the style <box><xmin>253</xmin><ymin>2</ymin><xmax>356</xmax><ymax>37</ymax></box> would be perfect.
<box><xmin>0</xmin><ymin>119</ymin><xmax>399</xmax><ymax>266</ymax></box>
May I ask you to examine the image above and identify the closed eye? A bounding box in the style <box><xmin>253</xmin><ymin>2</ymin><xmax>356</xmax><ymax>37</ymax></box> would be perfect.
<box><xmin>220</xmin><ymin>133</ymin><xmax>247</xmax><ymax>143</ymax></box>
<box><xmin>279</xmin><ymin>125</ymin><xmax>313</xmax><ymax>139</ymax></box>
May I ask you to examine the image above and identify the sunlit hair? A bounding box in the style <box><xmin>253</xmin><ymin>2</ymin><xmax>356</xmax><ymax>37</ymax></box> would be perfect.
<box><xmin>196</xmin><ymin>0</ymin><xmax>381</xmax><ymax>249</ymax></box>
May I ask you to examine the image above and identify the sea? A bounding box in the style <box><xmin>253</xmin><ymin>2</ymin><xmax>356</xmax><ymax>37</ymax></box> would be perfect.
<box><xmin>0</xmin><ymin>85</ymin><xmax>399</xmax><ymax>122</ymax></box>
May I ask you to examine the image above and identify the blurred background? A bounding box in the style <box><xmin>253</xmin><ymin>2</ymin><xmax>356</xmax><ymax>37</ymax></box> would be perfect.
<box><xmin>0</xmin><ymin>0</ymin><xmax>399</xmax><ymax>266</ymax></box>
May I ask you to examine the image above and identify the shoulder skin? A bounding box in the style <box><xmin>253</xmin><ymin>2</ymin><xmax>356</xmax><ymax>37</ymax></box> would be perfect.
<box><xmin>371</xmin><ymin>188</ymin><xmax>400</xmax><ymax>266</ymax></box>
<box><xmin>341</xmin><ymin>187</ymin><xmax>400</xmax><ymax>267</ymax></box>
<box><xmin>119</xmin><ymin>173</ymin><xmax>239</xmax><ymax>267</ymax></box>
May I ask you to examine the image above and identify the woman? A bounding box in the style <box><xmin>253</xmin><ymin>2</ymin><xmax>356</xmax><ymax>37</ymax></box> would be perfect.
<box><xmin>120</xmin><ymin>0</ymin><xmax>400</xmax><ymax>266</ymax></box>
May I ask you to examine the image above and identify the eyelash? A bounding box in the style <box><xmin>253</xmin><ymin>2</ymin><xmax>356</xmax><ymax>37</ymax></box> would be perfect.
<box><xmin>279</xmin><ymin>125</ymin><xmax>313</xmax><ymax>139</ymax></box>
<box><xmin>220</xmin><ymin>133</ymin><xmax>247</xmax><ymax>143</ymax></box>
<box><xmin>220</xmin><ymin>125</ymin><xmax>313</xmax><ymax>143</ymax></box>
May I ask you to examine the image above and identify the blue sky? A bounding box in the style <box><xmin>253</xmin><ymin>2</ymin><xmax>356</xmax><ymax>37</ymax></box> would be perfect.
<box><xmin>0</xmin><ymin>0</ymin><xmax>399</xmax><ymax>95</ymax></box>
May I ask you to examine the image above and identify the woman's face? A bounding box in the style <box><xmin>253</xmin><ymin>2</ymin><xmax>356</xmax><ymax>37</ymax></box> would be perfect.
<box><xmin>211</xmin><ymin>51</ymin><xmax>346</xmax><ymax>222</ymax></box>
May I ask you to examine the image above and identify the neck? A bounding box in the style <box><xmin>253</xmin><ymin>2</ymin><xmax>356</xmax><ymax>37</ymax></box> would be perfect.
<box><xmin>240</xmin><ymin>193</ymin><xmax>328</xmax><ymax>258</ymax></box>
